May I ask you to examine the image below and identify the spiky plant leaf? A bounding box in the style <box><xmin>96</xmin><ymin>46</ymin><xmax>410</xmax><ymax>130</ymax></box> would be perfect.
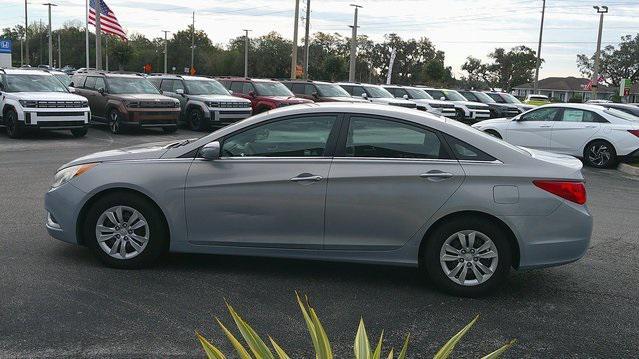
<box><xmin>195</xmin><ymin>331</ymin><xmax>227</xmax><ymax>359</ymax></box>
<box><xmin>397</xmin><ymin>334</ymin><xmax>410</xmax><ymax>359</ymax></box>
<box><xmin>433</xmin><ymin>315</ymin><xmax>479</xmax><ymax>359</ymax></box>
<box><xmin>387</xmin><ymin>348</ymin><xmax>394</xmax><ymax>359</ymax></box>
<box><xmin>372</xmin><ymin>330</ymin><xmax>384</xmax><ymax>359</ymax></box>
<box><xmin>269</xmin><ymin>337</ymin><xmax>292</xmax><ymax>359</ymax></box>
<box><xmin>225</xmin><ymin>302</ymin><xmax>274</xmax><ymax>359</ymax></box>
<box><xmin>295</xmin><ymin>292</ymin><xmax>322</xmax><ymax>358</ymax></box>
<box><xmin>215</xmin><ymin>317</ymin><xmax>252</xmax><ymax>359</ymax></box>
<box><xmin>308</xmin><ymin>305</ymin><xmax>333</xmax><ymax>359</ymax></box>
<box><xmin>480</xmin><ymin>339</ymin><xmax>517</xmax><ymax>359</ymax></box>
<box><xmin>354</xmin><ymin>318</ymin><xmax>371</xmax><ymax>359</ymax></box>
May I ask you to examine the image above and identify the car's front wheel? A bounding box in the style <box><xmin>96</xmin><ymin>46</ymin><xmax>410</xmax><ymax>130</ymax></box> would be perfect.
<box><xmin>584</xmin><ymin>140</ymin><xmax>617</xmax><ymax>169</ymax></box>
<box><xmin>5</xmin><ymin>109</ymin><xmax>23</xmax><ymax>138</ymax></box>
<box><xmin>108</xmin><ymin>109</ymin><xmax>123</xmax><ymax>134</ymax></box>
<box><xmin>71</xmin><ymin>127</ymin><xmax>88</xmax><ymax>137</ymax></box>
<box><xmin>188</xmin><ymin>108</ymin><xmax>207</xmax><ymax>131</ymax></box>
<box><xmin>423</xmin><ymin>216</ymin><xmax>511</xmax><ymax>297</ymax></box>
<box><xmin>83</xmin><ymin>193</ymin><xmax>168</xmax><ymax>269</ymax></box>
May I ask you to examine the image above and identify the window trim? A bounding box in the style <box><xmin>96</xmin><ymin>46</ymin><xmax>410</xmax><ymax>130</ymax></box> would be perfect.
<box><xmin>214</xmin><ymin>113</ymin><xmax>344</xmax><ymax>159</ymax></box>
<box><xmin>334</xmin><ymin>114</ymin><xmax>453</xmax><ymax>160</ymax></box>
<box><xmin>519</xmin><ymin>106</ymin><xmax>561</xmax><ymax>122</ymax></box>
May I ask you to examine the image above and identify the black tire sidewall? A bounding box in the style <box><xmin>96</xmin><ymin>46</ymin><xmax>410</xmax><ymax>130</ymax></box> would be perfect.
<box><xmin>584</xmin><ymin>140</ymin><xmax>617</xmax><ymax>169</ymax></box>
<box><xmin>83</xmin><ymin>193</ymin><xmax>168</xmax><ymax>269</ymax></box>
<box><xmin>6</xmin><ymin>110</ymin><xmax>22</xmax><ymax>138</ymax></box>
<box><xmin>109</xmin><ymin>109</ymin><xmax>122</xmax><ymax>134</ymax></box>
<box><xmin>71</xmin><ymin>128</ymin><xmax>88</xmax><ymax>137</ymax></box>
<box><xmin>424</xmin><ymin>217</ymin><xmax>512</xmax><ymax>297</ymax></box>
<box><xmin>188</xmin><ymin>108</ymin><xmax>206</xmax><ymax>131</ymax></box>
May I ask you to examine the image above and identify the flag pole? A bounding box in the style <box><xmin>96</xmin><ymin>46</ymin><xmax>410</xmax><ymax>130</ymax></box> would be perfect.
<box><xmin>85</xmin><ymin>0</ymin><xmax>89</xmax><ymax>68</ymax></box>
<box><xmin>95</xmin><ymin>0</ymin><xmax>102</xmax><ymax>70</ymax></box>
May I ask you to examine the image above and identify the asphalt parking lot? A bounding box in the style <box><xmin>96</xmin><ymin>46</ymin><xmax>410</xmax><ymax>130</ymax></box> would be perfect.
<box><xmin>0</xmin><ymin>126</ymin><xmax>638</xmax><ymax>358</ymax></box>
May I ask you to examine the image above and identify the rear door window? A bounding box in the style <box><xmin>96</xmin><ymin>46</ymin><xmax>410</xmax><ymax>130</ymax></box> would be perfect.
<box><xmin>230</xmin><ymin>81</ymin><xmax>243</xmax><ymax>94</ymax></box>
<box><xmin>304</xmin><ymin>84</ymin><xmax>316</xmax><ymax>96</ymax></box>
<box><xmin>520</xmin><ymin>107</ymin><xmax>560</xmax><ymax>121</ymax></box>
<box><xmin>291</xmin><ymin>83</ymin><xmax>305</xmax><ymax>94</ymax></box>
<box><xmin>84</xmin><ymin>77</ymin><xmax>97</xmax><ymax>90</ymax></box>
<box><xmin>242</xmin><ymin>82</ymin><xmax>255</xmax><ymax>95</ymax></box>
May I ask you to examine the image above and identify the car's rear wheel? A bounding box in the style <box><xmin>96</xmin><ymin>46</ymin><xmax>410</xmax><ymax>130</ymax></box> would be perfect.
<box><xmin>423</xmin><ymin>216</ymin><xmax>511</xmax><ymax>297</ymax></box>
<box><xmin>5</xmin><ymin>109</ymin><xmax>23</xmax><ymax>138</ymax></box>
<box><xmin>188</xmin><ymin>107</ymin><xmax>207</xmax><ymax>131</ymax></box>
<box><xmin>108</xmin><ymin>109</ymin><xmax>123</xmax><ymax>134</ymax></box>
<box><xmin>584</xmin><ymin>140</ymin><xmax>617</xmax><ymax>169</ymax></box>
<box><xmin>83</xmin><ymin>193</ymin><xmax>168</xmax><ymax>269</ymax></box>
<box><xmin>71</xmin><ymin>127</ymin><xmax>88</xmax><ymax>137</ymax></box>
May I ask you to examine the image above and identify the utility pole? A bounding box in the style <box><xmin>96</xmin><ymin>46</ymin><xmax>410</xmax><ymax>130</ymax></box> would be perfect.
<box><xmin>348</xmin><ymin>4</ymin><xmax>362</xmax><ymax>82</ymax></box>
<box><xmin>85</xmin><ymin>0</ymin><xmax>89</xmax><ymax>68</ymax></box>
<box><xmin>95</xmin><ymin>0</ymin><xmax>102</xmax><ymax>70</ymax></box>
<box><xmin>57</xmin><ymin>32</ymin><xmax>61</xmax><ymax>68</ymax></box>
<box><xmin>20</xmin><ymin>39</ymin><xmax>23</xmax><ymax>66</ymax></box>
<box><xmin>43</xmin><ymin>3</ymin><xmax>57</xmax><ymax>68</ymax></box>
<box><xmin>303</xmin><ymin>0</ymin><xmax>311</xmax><ymax>79</ymax></box>
<box><xmin>105</xmin><ymin>36</ymin><xmax>109</xmax><ymax>71</ymax></box>
<box><xmin>162</xmin><ymin>30</ymin><xmax>170</xmax><ymax>74</ymax></box>
<box><xmin>24</xmin><ymin>0</ymin><xmax>28</xmax><ymax>65</ymax></box>
<box><xmin>592</xmin><ymin>5</ymin><xmax>608</xmax><ymax>100</ymax></box>
<box><xmin>291</xmin><ymin>0</ymin><xmax>300</xmax><ymax>79</ymax></box>
<box><xmin>243</xmin><ymin>29</ymin><xmax>251</xmax><ymax>77</ymax></box>
<box><xmin>533</xmin><ymin>0</ymin><xmax>545</xmax><ymax>94</ymax></box>
<box><xmin>190</xmin><ymin>11</ymin><xmax>195</xmax><ymax>72</ymax></box>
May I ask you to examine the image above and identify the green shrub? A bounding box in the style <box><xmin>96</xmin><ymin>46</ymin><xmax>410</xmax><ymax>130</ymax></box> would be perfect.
<box><xmin>196</xmin><ymin>293</ymin><xmax>516</xmax><ymax>358</ymax></box>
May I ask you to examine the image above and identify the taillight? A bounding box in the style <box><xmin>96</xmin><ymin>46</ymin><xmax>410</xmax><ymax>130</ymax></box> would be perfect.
<box><xmin>628</xmin><ymin>129</ymin><xmax>639</xmax><ymax>138</ymax></box>
<box><xmin>533</xmin><ymin>180</ymin><xmax>587</xmax><ymax>205</ymax></box>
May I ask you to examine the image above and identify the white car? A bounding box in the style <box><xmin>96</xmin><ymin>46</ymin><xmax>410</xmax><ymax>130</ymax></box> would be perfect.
<box><xmin>0</xmin><ymin>68</ymin><xmax>90</xmax><ymax>138</ymax></box>
<box><xmin>382</xmin><ymin>85</ymin><xmax>457</xmax><ymax>118</ymax></box>
<box><xmin>336</xmin><ymin>83</ymin><xmax>418</xmax><ymax>109</ymax></box>
<box><xmin>422</xmin><ymin>88</ymin><xmax>491</xmax><ymax>123</ymax></box>
<box><xmin>472</xmin><ymin>103</ymin><xmax>639</xmax><ymax>168</ymax></box>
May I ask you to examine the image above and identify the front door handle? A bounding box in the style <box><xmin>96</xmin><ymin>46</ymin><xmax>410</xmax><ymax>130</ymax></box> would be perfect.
<box><xmin>290</xmin><ymin>174</ymin><xmax>323</xmax><ymax>182</ymax></box>
<box><xmin>539</xmin><ymin>124</ymin><xmax>552</xmax><ymax>128</ymax></box>
<box><xmin>420</xmin><ymin>170</ymin><xmax>454</xmax><ymax>180</ymax></box>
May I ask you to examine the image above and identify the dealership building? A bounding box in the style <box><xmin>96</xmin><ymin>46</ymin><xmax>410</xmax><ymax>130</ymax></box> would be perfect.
<box><xmin>512</xmin><ymin>76</ymin><xmax>639</xmax><ymax>103</ymax></box>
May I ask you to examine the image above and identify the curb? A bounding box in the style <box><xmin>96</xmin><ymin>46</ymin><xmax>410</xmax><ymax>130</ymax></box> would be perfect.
<box><xmin>617</xmin><ymin>163</ymin><xmax>639</xmax><ymax>176</ymax></box>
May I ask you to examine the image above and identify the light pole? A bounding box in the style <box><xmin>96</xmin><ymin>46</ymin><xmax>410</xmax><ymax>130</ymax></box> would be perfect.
<box><xmin>24</xmin><ymin>0</ymin><xmax>29</xmax><ymax>65</ymax></box>
<box><xmin>291</xmin><ymin>0</ymin><xmax>300</xmax><ymax>79</ymax></box>
<box><xmin>162</xmin><ymin>30</ymin><xmax>170</xmax><ymax>74</ymax></box>
<box><xmin>303</xmin><ymin>0</ymin><xmax>311</xmax><ymax>79</ymax></box>
<box><xmin>348</xmin><ymin>4</ymin><xmax>362</xmax><ymax>82</ymax></box>
<box><xmin>190</xmin><ymin>11</ymin><xmax>195</xmax><ymax>73</ymax></box>
<box><xmin>243</xmin><ymin>29</ymin><xmax>251</xmax><ymax>77</ymax></box>
<box><xmin>591</xmin><ymin>5</ymin><xmax>608</xmax><ymax>100</ymax></box>
<box><xmin>43</xmin><ymin>3</ymin><xmax>58</xmax><ymax>68</ymax></box>
<box><xmin>533</xmin><ymin>0</ymin><xmax>545</xmax><ymax>94</ymax></box>
<box><xmin>57</xmin><ymin>31</ymin><xmax>61</xmax><ymax>68</ymax></box>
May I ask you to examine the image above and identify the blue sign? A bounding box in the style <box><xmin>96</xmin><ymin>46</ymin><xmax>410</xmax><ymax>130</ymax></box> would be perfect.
<box><xmin>0</xmin><ymin>39</ymin><xmax>12</xmax><ymax>54</ymax></box>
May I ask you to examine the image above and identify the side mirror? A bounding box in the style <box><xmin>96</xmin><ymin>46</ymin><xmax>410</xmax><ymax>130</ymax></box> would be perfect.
<box><xmin>176</xmin><ymin>88</ymin><xmax>185</xmax><ymax>96</ymax></box>
<box><xmin>312</xmin><ymin>91</ymin><xmax>319</xmax><ymax>99</ymax></box>
<box><xmin>440</xmin><ymin>96</ymin><xmax>446</xmax><ymax>101</ymax></box>
<box><xmin>228</xmin><ymin>90</ymin><xmax>233</xmax><ymax>95</ymax></box>
<box><xmin>98</xmin><ymin>87</ymin><xmax>105</xmax><ymax>95</ymax></box>
<box><xmin>361</xmin><ymin>93</ymin><xmax>368</xmax><ymax>99</ymax></box>
<box><xmin>68</xmin><ymin>86</ymin><xmax>76</xmax><ymax>93</ymax></box>
<box><xmin>248</xmin><ymin>91</ymin><xmax>256</xmax><ymax>98</ymax></box>
<box><xmin>200</xmin><ymin>141</ymin><xmax>221</xmax><ymax>160</ymax></box>
<box><xmin>402</xmin><ymin>94</ymin><xmax>409</xmax><ymax>100</ymax></box>
<box><xmin>69</xmin><ymin>82</ymin><xmax>74</xmax><ymax>87</ymax></box>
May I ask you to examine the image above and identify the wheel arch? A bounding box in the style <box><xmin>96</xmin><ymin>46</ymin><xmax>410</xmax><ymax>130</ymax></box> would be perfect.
<box><xmin>2</xmin><ymin>103</ymin><xmax>16</xmax><ymax>116</ymax></box>
<box><xmin>418</xmin><ymin>210</ymin><xmax>520</xmax><ymax>269</ymax></box>
<box><xmin>76</xmin><ymin>187</ymin><xmax>170</xmax><ymax>247</ymax></box>
<box><xmin>582</xmin><ymin>137</ymin><xmax>616</xmax><ymax>157</ymax></box>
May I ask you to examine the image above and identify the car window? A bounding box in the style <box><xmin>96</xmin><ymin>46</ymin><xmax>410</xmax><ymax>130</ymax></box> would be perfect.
<box><xmin>459</xmin><ymin>91</ymin><xmax>478</xmax><ymax>101</ymax></box>
<box><xmin>242</xmin><ymin>82</ymin><xmax>255</xmax><ymax>95</ymax></box>
<box><xmin>160</xmin><ymin>79</ymin><xmax>174</xmax><ymax>92</ymax></box>
<box><xmin>291</xmin><ymin>83</ymin><xmax>305</xmax><ymax>94</ymax></box>
<box><xmin>394</xmin><ymin>88</ymin><xmax>409</xmax><ymax>98</ymax></box>
<box><xmin>558</xmin><ymin>109</ymin><xmax>599</xmax><ymax>123</ymax></box>
<box><xmin>147</xmin><ymin>77</ymin><xmax>161</xmax><ymax>88</ymax></box>
<box><xmin>487</xmin><ymin>93</ymin><xmax>506</xmax><ymax>103</ymax></box>
<box><xmin>84</xmin><ymin>76</ymin><xmax>97</xmax><ymax>90</ymax></box>
<box><xmin>351</xmin><ymin>86</ymin><xmax>366</xmax><ymax>97</ymax></box>
<box><xmin>339</xmin><ymin>85</ymin><xmax>353</xmax><ymax>94</ymax></box>
<box><xmin>304</xmin><ymin>84</ymin><xmax>315</xmax><ymax>96</ymax></box>
<box><xmin>520</xmin><ymin>107</ymin><xmax>560</xmax><ymax>121</ymax></box>
<box><xmin>443</xmin><ymin>134</ymin><xmax>496</xmax><ymax>161</ymax></box>
<box><xmin>222</xmin><ymin>115</ymin><xmax>337</xmax><ymax>157</ymax></box>
<box><xmin>94</xmin><ymin>77</ymin><xmax>106</xmax><ymax>91</ymax></box>
<box><xmin>345</xmin><ymin>116</ymin><xmax>448</xmax><ymax>159</ymax></box>
<box><xmin>71</xmin><ymin>74</ymin><xmax>86</xmax><ymax>88</ymax></box>
<box><xmin>230</xmin><ymin>81</ymin><xmax>243</xmax><ymax>93</ymax></box>
<box><xmin>173</xmin><ymin>80</ymin><xmax>185</xmax><ymax>92</ymax></box>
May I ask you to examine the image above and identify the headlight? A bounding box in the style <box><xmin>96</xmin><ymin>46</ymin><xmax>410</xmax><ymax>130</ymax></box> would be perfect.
<box><xmin>82</xmin><ymin>101</ymin><xmax>89</xmax><ymax>107</ymax></box>
<box><xmin>19</xmin><ymin>100</ymin><xmax>38</xmax><ymax>108</ymax></box>
<box><xmin>174</xmin><ymin>101</ymin><xmax>181</xmax><ymax>108</ymax></box>
<box><xmin>207</xmin><ymin>101</ymin><xmax>220</xmax><ymax>108</ymax></box>
<box><xmin>51</xmin><ymin>163</ymin><xmax>97</xmax><ymax>188</ymax></box>
<box><xmin>126</xmin><ymin>101</ymin><xmax>140</xmax><ymax>108</ymax></box>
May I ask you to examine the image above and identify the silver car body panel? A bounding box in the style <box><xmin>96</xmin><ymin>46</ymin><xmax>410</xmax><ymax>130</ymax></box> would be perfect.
<box><xmin>46</xmin><ymin>103</ymin><xmax>592</xmax><ymax>270</ymax></box>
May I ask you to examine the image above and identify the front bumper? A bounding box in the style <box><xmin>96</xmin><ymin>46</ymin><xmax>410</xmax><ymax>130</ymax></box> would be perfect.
<box><xmin>122</xmin><ymin>108</ymin><xmax>181</xmax><ymax>127</ymax></box>
<box><xmin>45</xmin><ymin>182</ymin><xmax>87</xmax><ymax>245</ymax></box>
<box><xmin>22</xmin><ymin>110</ymin><xmax>90</xmax><ymax>129</ymax></box>
<box><xmin>207</xmin><ymin>108</ymin><xmax>252</xmax><ymax>126</ymax></box>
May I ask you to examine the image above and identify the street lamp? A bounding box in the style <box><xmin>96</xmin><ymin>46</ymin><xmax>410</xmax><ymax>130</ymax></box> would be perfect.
<box><xmin>591</xmin><ymin>5</ymin><xmax>608</xmax><ymax>100</ymax></box>
<box><xmin>43</xmin><ymin>3</ymin><xmax>58</xmax><ymax>67</ymax></box>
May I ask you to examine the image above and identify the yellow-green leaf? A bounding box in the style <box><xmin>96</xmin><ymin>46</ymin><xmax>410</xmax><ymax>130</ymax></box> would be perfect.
<box><xmin>397</xmin><ymin>334</ymin><xmax>410</xmax><ymax>359</ymax></box>
<box><xmin>296</xmin><ymin>292</ymin><xmax>321</xmax><ymax>358</ymax></box>
<box><xmin>433</xmin><ymin>315</ymin><xmax>479</xmax><ymax>359</ymax></box>
<box><xmin>195</xmin><ymin>331</ymin><xmax>227</xmax><ymax>359</ymax></box>
<box><xmin>372</xmin><ymin>330</ymin><xmax>384</xmax><ymax>359</ymax></box>
<box><xmin>225</xmin><ymin>302</ymin><xmax>274</xmax><ymax>359</ymax></box>
<box><xmin>481</xmin><ymin>339</ymin><xmax>517</xmax><ymax>359</ymax></box>
<box><xmin>216</xmin><ymin>317</ymin><xmax>252</xmax><ymax>359</ymax></box>
<box><xmin>309</xmin><ymin>306</ymin><xmax>333</xmax><ymax>359</ymax></box>
<box><xmin>354</xmin><ymin>318</ymin><xmax>371</xmax><ymax>359</ymax></box>
<box><xmin>387</xmin><ymin>348</ymin><xmax>394</xmax><ymax>359</ymax></box>
<box><xmin>269</xmin><ymin>337</ymin><xmax>292</xmax><ymax>359</ymax></box>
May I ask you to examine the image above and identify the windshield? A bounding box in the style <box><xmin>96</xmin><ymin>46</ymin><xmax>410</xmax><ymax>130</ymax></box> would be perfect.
<box><xmin>604</xmin><ymin>108</ymin><xmax>639</xmax><ymax>122</ymax></box>
<box><xmin>443</xmin><ymin>90</ymin><xmax>467</xmax><ymax>101</ymax></box>
<box><xmin>501</xmin><ymin>93</ymin><xmax>522</xmax><ymax>104</ymax></box>
<box><xmin>54</xmin><ymin>73</ymin><xmax>71</xmax><ymax>86</ymax></box>
<box><xmin>406</xmin><ymin>88</ymin><xmax>432</xmax><ymax>99</ymax></box>
<box><xmin>364</xmin><ymin>85</ymin><xmax>394</xmax><ymax>98</ymax></box>
<box><xmin>4</xmin><ymin>74</ymin><xmax>69</xmax><ymax>93</ymax></box>
<box><xmin>185</xmin><ymin>79</ymin><xmax>229</xmax><ymax>95</ymax></box>
<box><xmin>528</xmin><ymin>95</ymin><xmax>548</xmax><ymax>100</ymax></box>
<box><xmin>108</xmin><ymin>77</ymin><xmax>160</xmax><ymax>94</ymax></box>
<box><xmin>606</xmin><ymin>105</ymin><xmax>639</xmax><ymax>117</ymax></box>
<box><xmin>254</xmin><ymin>82</ymin><xmax>294</xmax><ymax>96</ymax></box>
<box><xmin>459</xmin><ymin>91</ymin><xmax>479</xmax><ymax>102</ymax></box>
<box><xmin>474</xmin><ymin>92</ymin><xmax>496</xmax><ymax>103</ymax></box>
<box><xmin>315</xmin><ymin>83</ymin><xmax>350</xmax><ymax>97</ymax></box>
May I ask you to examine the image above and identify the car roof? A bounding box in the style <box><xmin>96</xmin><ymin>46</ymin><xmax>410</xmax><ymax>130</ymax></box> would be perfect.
<box><xmin>536</xmin><ymin>103</ymin><xmax>605</xmax><ymax>111</ymax></box>
<box><xmin>1</xmin><ymin>68</ymin><xmax>53</xmax><ymax>76</ymax></box>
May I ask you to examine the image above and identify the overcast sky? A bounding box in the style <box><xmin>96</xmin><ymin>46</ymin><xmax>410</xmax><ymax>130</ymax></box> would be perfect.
<box><xmin>2</xmin><ymin>0</ymin><xmax>638</xmax><ymax>78</ymax></box>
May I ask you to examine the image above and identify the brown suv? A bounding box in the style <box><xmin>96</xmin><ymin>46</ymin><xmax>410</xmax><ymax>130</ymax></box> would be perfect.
<box><xmin>70</xmin><ymin>70</ymin><xmax>181</xmax><ymax>134</ymax></box>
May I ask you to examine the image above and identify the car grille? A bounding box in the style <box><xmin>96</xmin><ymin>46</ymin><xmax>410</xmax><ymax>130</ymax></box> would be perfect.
<box><xmin>37</xmin><ymin>112</ymin><xmax>86</xmax><ymax>117</ymax></box>
<box><xmin>430</xmin><ymin>103</ymin><xmax>455</xmax><ymax>109</ymax></box>
<box><xmin>139</xmin><ymin>101</ymin><xmax>177</xmax><ymax>108</ymax></box>
<box><xmin>28</xmin><ymin>100</ymin><xmax>87</xmax><ymax>108</ymax></box>
<box><xmin>209</xmin><ymin>102</ymin><xmax>251</xmax><ymax>108</ymax></box>
<box><xmin>467</xmin><ymin>105</ymin><xmax>488</xmax><ymax>110</ymax></box>
<box><xmin>36</xmin><ymin>120</ymin><xmax>85</xmax><ymax>127</ymax></box>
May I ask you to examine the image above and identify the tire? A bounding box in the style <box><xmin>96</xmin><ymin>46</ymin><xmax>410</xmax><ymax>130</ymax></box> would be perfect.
<box><xmin>5</xmin><ymin>109</ymin><xmax>23</xmax><ymax>139</ymax></box>
<box><xmin>83</xmin><ymin>192</ymin><xmax>169</xmax><ymax>269</ymax></box>
<box><xmin>485</xmin><ymin>130</ymin><xmax>502</xmax><ymax>139</ymax></box>
<box><xmin>423</xmin><ymin>216</ymin><xmax>512</xmax><ymax>297</ymax></box>
<box><xmin>188</xmin><ymin>107</ymin><xmax>208</xmax><ymax>131</ymax></box>
<box><xmin>71</xmin><ymin>127</ymin><xmax>88</xmax><ymax>137</ymax></box>
<box><xmin>108</xmin><ymin>108</ymin><xmax>123</xmax><ymax>134</ymax></box>
<box><xmin>163</xmin><ymin>126</ymin><xmax>177</xmax><ymax>134</ymax></box>
<box><xmin>583</xmin><ymin>140</ymin><xmax>617</xmax><ymax>169</ymax></box>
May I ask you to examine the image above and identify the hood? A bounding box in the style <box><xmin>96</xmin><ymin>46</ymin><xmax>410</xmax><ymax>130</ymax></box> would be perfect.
<box><xmin>191</xmin><ymin>94</ymin><xmax>250</xmax><ymax>103</ymax></box>
<box><xmin>323</xmin><ymin>96</ymin><xmax>368</xmax><ymax>103</ymax></box>
<box><xmin>453</xmin><ymin>100</ymin><xmax>490</xmax><ymax>108</ymax></box>
<box><xmin>370</xmin><ymin>97</ymin><xmax>415</xmax><ymax>105</ymax></box>
<box><xmin>473</xmin><ymin>117</ymin><xmax>513</xmax><ymax>127</ymax></box>
<box><xmin>489</xmin><ymin>103</ymin><xmax>520</xmax><ymax>110</ymax></box>
<box><xmin>412</xmin><ymin>98</ymin><xmax>451</xmax><ymax>106</ymax></box>
<box><xmin>60</xmin><ymin>139</ymin><xmax>185</xmax><ymax>169</ymax></box>
<box><xmin>115</xmin><ymin>93</ymin><xmax>178</xmax><ymax>101</ymax></box>
<box><xmin>13</xmin><ymin>92</ymin><xmax>88</xmax><ymax>101</ymax></box>
<box><xmin>263</xmin><ymin>96</ymin><xmax>313</xmax><ymax>103</ymax></box>
<box><xmin>521</xmin><ymin>147</ymin><xmax>583</xmax><ymax>172</ymax></box>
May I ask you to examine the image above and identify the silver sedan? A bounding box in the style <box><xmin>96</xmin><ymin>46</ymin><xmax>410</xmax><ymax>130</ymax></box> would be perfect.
<box><xmin>45</xmin><ymin>103</ymin><xmax>592</xmax><ymax>296</ymax></box>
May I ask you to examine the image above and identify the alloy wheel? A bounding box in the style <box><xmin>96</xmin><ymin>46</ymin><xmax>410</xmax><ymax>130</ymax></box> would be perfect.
<box><xmin>190</xmin><ymin>109</ymin><xmax>202</xmax><ymax>130</ymax></box>
<box><xmin>587</xmin><ymin>143</ymin><xmax>611</xmax><ymax>167</ymax></box>
<box><xmin>95</xmin><ymin>205</ymin><xmax>149</xmax><ymax>260</ymax></box>
<box><xmin>109</xmin><ymin>111</ymin><xmax>120</xmax><ymax>134</ymax></box>
<box><xmin>439</xmin><ymin>230</ymin><xmax>499</xmax><ymax>286</ymax></box>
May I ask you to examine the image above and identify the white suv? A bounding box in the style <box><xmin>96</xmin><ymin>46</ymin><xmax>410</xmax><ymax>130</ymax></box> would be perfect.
<box><xmin>382</xmin><ymin>85</ymin><xmax>457</xmax><ymax>118</ymax></box>
<box><xmin>336</xmin><ymin>83</ymin><xmax>418</xmax><ymax>109</ymax></box>
<box><xmin>422</xmin><ymin>88</ymin><xmax>491</xmax><ymax>123</ymax></box>
<box><xmin>0</xmin><ymin>68</ymin><xmax>90</xmax><ymax>138</ymax></box>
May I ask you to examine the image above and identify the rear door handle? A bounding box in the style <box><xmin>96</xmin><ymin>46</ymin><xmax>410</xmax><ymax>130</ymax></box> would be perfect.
<box><xmin>290</xmin><ymin>174</ymin><xmax>323</xmax><ymax>182</ymax></box>
<box><xmin>539</xmin><ymin>124</ymin><xmax>552</xmax><ymax>128</ymax></box>
<box><xmin>420</xmin><ymin>171</ymin><xmax>454</xmax><ymax>179</ymax></box>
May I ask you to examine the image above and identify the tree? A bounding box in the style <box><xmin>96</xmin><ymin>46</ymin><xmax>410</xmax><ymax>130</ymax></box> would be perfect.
<box><xmin>577</xmin><ymin>34</ymin><xmax>639</xmax><ymax>87</ymax></box>
<box><xmin>461</xmin><ymin>46</ymin><xmax>539</xmax><ymax>91</ymax></box>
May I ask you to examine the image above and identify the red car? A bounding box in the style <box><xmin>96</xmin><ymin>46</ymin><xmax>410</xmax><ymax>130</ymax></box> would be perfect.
<box><xmin>217</xmin><ymin>77</ymin><xmax>313</xmax><ymax>114</ymax></box>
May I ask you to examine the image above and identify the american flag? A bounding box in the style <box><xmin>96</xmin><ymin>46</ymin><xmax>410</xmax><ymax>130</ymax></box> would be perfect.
<box><xmin>89</xmin><ymin>0</ymin><xmax>127</xmax><ymax>40</ymax></box>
